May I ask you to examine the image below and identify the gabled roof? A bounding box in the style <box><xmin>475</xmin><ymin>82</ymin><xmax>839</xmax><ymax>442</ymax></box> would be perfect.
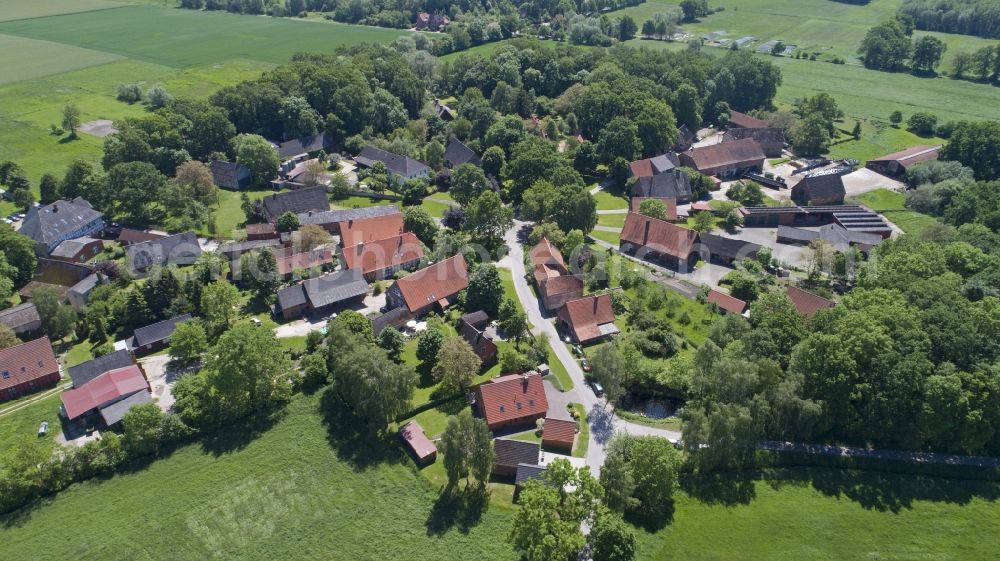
<box><xmin>479</xmin><ymin>373</ymin><xmax>549</xmax><ymax>428</ymax></box>
<box><xmin>515</xmin><ymin>463</ymin><xmax>547</xmax><ymax>485</ymax></box>
<box><xmin>541</xmin><ymin>275</ymin><xmax>584</xmax><ymax>297</ymax></box>
<box><xmin>209</xmin><ymin>160</ymin><xmax>250</xmax><ymax>188</ymax></box>
<box><xmin>699</xmin><ymin>233</ymin><xmax>762</xmax><ymax>261</ymax></box>
<box><xmin>342</xmin><ymin>232</ymin><xmax>423</xmax><ymax>276</ymax></box>
<box><xmin>557</xmin><ymin>294</ymin><xmax>618</xmax><ymax>343</ymax></box>
<box><xmin>99</xmin><ymin>389</ymin><xmax>152</xmax><ymax>426</ymax></box>
<box><xmin>302</xmin><ymin>269</ymin><xmax>369</xmax><ymax>309</ymax></box>
<box><xmin>542</xmin><ymin>417</ymin><xmax>577</xmax><ymax>448</ymax></box>
<box><xmin>60</xmin><ymin>364</ymin><xmax>147</xmax><ymax>420</ymax></box>
<box><xmin>0</xmin><ymin>303</ymin><xmax>41</xmax><ymax>333</ymax></box>
<box><xmin>49</xmin><ymin>237</ymin><xmax>101</xmax><ymax>259</ymax></box>
<box><xmin>459</xmin><ymin>310</ymin><xmax>489</xmax><ymax>329</ymax></box>
<box><xmin>869</xmin><ymin>145</ymin><xmax>940</xmax><ymax>167</ymax></box>
<box><xmin>67</xmin><ymin>349</ymin><xmax>134</xmax><ymax>388</ymax></box>
<box><xmin>629</xmin><ymin>153</ymin><xmax>679</xmax><ymax>178</ymax></box>
<box><xmin>393</xmin><ymin>254</ymin><xmax>469</xmax><ymax>313</ymax></box>
<box><xmin>530</xmin><ymin>238</ymin><xmax>567</xmax><ymax>272</ymax></box>
<box><xmin>793</xmin><ymin>171</ymin><xmax>846</xmax><ymax>203</ymax></box>
<box><xmin>20</xmin><ymin>198</ymin><xmax>103</xmax><ymax>247</ymax></box>
<box><xmin>0</xmin><ymin>337</ymin><xmax>58</xmax><ymax>392</ymax></box>
<box><xmin>276</xmin><ymin>249</ymin><xmax>334</xmax><ymax>277</ymax></box>
<box><xmin>370</xmin><ymin>307</ymin><xmax>411</xmax><ymax>336</ymax></box>
<box><xmin>337</xmin><ymin>213</ymin><xmax>406</xmax><ymax>247</ymax></box>
<box><xmin>630</xmin><ymin>197</ymin><xmax>678</xmax><ymax>220</ymax></box>
<box><xmin>707</xmin><ymin>289</ymin><xmax>748</xmax><ymax>315</ymax></box>
<box><xmin>276</xmin><ymin>133</ymin><xmax>334</xmax><ymax>159</ymax></box>
<box><xmin>630</xmin><ymin>170</ymin><xmax>692</xmax><ymax>200</ymax></box>
<box><xmin>218</xmin><ymin>238</ymin><xmax>281</xmax><ymax>258</ymax></box>
<box><xmin>728</xmin><ymin>110</ymin><xmax>769</xmax><ymax>129</ymax></box>
<box><xmin>125</xmin><ymin>231</ymin><xmax>201</xmax><ymax>271</ymax></box>
<box><xmin>132</xmin><ymin>314</ymin><xmax>191</xmax><ymax>348</ymax></box>
<box><xmin>246</xmin><ymin>223</ymin><xmax>276</xmax><ymax>236</ymax></box>
<box><xmin>118</xmin><ymin>228</ymin><xmax>165</xmax><ymax>246</ymax></box>
<box><xmin>356</xmin><ymin>146</ymin><xmax>430</xmax><ymax>178</ymax></box>
<box><xmin>494</xmin><ymin>438</ymin><xmax>541</xmax><ymax>469</ymax></box>
<box><xmin>683</xmin><ymin>138</ymin><xmax>765</xmax><ymax>171</ymax></box>
<box><xmin>444</xmin><ymin>137</ymin><xmax>480</xmax><ymax>167</ymax></box>
<box><xmin>722</xmin><ymin>126</ymin><xmax>785</xmax><ymax>146</ymax></box>
<box><xmin>786</xmin><ymin>285</ymin><xmax>836</xmax><ymax>316</ymax></box>
<box><xmin>276</xmin><ymin>282</ymin><xmax>308</xmax><ymax>311</ymax></box>
<box><xmin>620</xmin><ymin>213</ymin><xmax>699</xmax><ymax>260</ymax></box>
<box><xmin>458</xmin><ymin>317</ymin><xmax>498</xmax><ymax>362</ymax></box>
<box><xmin>400</xmin><ymin>420</ymin><xmax>437</xmax><ymax>461</ymax></box>
<box><xmin>297</xmin><ymin>204</ymin><xmax>401</xmax><ymax>227</ymax></box>
<box><xmin>262</xmin><ymin>187</ymin><xmax>330</xmax><ymax>221</ymax></box>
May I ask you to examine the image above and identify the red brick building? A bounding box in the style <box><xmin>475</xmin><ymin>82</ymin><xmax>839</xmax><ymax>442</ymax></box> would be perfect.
<box><xmin>476</xmin><ymin>373</ymin><xmax>549</xmax><ymax>431</ymax></box>
<box><xmin>0</xmin><ymin>336</ymin><xmax>60</xmax><ymax>403</ymax></box>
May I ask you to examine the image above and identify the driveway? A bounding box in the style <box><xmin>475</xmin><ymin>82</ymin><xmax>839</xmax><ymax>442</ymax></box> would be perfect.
<box><xmin>140</xmin><ymin>354</ymin><xmax>197</xmax><ymax>412</ymax></box>
<box><xmin>842</xmin><ymin>167</ymin><xmax>905</xmax><ymax>196</ymax></box>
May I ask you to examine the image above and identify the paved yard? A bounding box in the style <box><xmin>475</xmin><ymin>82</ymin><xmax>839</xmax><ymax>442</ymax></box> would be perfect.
<box><xmin>140</xmin><ymin>354</ymin><xmax>196</xmax><ymax>412</ymax></box>
<box><xmin>842</xmin><ymin>167</ymin><xmax>905</xmax><ymax>196</ymax></box>
<box><xmin>717</xmin><ymin>227</ymin><xmax>813</xmax><ymax>269</ymax></box>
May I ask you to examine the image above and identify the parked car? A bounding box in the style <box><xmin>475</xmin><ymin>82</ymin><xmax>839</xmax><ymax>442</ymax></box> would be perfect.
<box><xmin>250</xmin><ymin>318</ymin><xmax>262</xmax><ymax>327</ymax></box>
<box><xmin>580</xmin><ymin>358</ymin><xmax>592</xmax><ymax>372</ymax></box>
<box><xmin>572</xmin><ymin>345</ymin><xmax>583</xmax><ymax>357</ymax></box>
<box><xmin>591</xmin><ymin>381</ymin><xmax>604</xmax><ymax>397</ymax></box>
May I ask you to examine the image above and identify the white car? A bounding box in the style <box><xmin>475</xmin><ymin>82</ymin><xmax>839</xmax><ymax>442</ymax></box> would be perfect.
<box><xmin>38</xmin><ymin>421</ymin><xmax>49</xmax><ymax>436</ymax></box>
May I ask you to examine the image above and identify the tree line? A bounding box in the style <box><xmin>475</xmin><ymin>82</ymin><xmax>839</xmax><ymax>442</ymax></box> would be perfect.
<box><xmin>899</xmin><ymin>0</ymin><xmax>1000</xmax><ymax>39</ymax></box>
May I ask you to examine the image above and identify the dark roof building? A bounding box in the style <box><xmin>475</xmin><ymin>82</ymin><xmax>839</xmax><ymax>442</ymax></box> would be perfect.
<box><xmin>218</xmin><ymin>238</ymin><xmax>282</xmax><ymax>260</ymax></box>
<box><xmin>433</xmin><ymin>99</ymin><xmax>456</xmax><ymax>120</ymax></box>
<box><xmin>493</xmin><ymin>438</ymin><xmax>542</xmax><ymax>477</ymax></box>
<box><xmin>18</xmin><ymin>258</ymin><xmax>93</xmax><ymax>303</ymax></box>
<box><xmin>0</xmin><ymin>303</ymin><xmax>42</xmax><ymax>336</ymax></box>
<box><xmin>386</xmin><ymin>254</ymin><xmax>468</xmax><ymax>315</ymax></box>
<box><xmin>67</xmin><ymin>273</ymin><xmax>103</xmax><ymax>310</ymax></box>
<box><xmin>356</xmin><ymin>146</ymin><xmax>430</xmax><ymax>180</ymax></box>
<box><xmin>20</xmin><ymin>198</ymin><xmax>105</xmax><ymax>253</ymax></box>
<box><xmin>444</xmin><ymin>137</ymin><xmax>480</xmax><ymax>168</ymax></box>
<box><xmin>679</xmin><ymin>138</ymin><xmax>765</xmax><ymax>179</ymax></box>
<box><xmin>791</xmin><ymin>170</ymin><xmax>847</xmax><ymax>206</ymax></box>
<box><xmin>557</xmin><ymin>294</ymin><xmax>619</xmax><ymax>344</ymax></box>
<box><xmin>118</xmin><ymin>228</ymin><xmax>165</xmax><ymax>246</ymax></box>
<box><xmin>741</xmin><ymin>205</ymin><xmax>893</xmax><ymax>238</ymax></box>
<box><xmin>477</xmin><ymin>373</ymin><xmax>549</xmax><ymax>431</ymax></box>
<box><xmin>98</xmin><ymin>390</ymin><xmax>153</xmax><ymax>426</ymax></box>
<box><xmin>786</xmin><ymin>285</ymin><xmax>836</xmax><ymax>316</ymax></box>
<box><xmin>721</xmin><ymin>127</ymin><xmax>785</xmax><ymax>158</ymax></box>
<box><xmin>276</xmin><ymin>269</ymin><xmax>369</xmax><ymax>320</ymax></box>
<box><xmin>276</xmin><ymin>133</ymin><xmax>334</xmax><ymax>160</ymax></box>
<box><xmin>699</xmin><ymin>233</ymin><xmax>762</xmax><ymax>266</ymax></box>
<box><xmin>370</xmin><ymin>306</ymin><xmax>412</xmax><ymax>336</ymax></box>
<box><xmin>866</xmin><ymin>145</ymin><xmax>940</xmax><ymax>178</ymax></box>
<box><xmin>776</xmin><ymin>224</ymin><xmax>884</xmax><ymax>253</ymax></box>
<box><xmin>131</xmin><ymin>314</ymin><xmax>191</xmax><ymax>355</ymax></box>
<box><xmin>620</xmin><ymin>213</ymin><xmax>700</xmax><ymax>268</ymax></box>
<box><xmin>0</xmin><ymin>336</ymin><xmax>60</xmax><ymax>403</ymax></box>
<box><xmin>728</xmin><ymin>110</ymin><xmax>770</xmax><ymax>129</ymax></box>
<box><xmin>515</xmin><ymin>463</ymin><xmax>547</xmax><ymax>487</ymax></box>
<box><xmin>674</xmin><ymin>124</ymin><xmax>696</xmax><ymax>151</ymax></box>
<box><xmin>458</xmin><ymin>313</ymin><xmax>498</xmax><ymax>365</ymax></box>
<box><xmin>67</xmin><ymin>349</ymin><xmax>134</xmax><ymax>388</ymax></box>
<box><xmin>628</xmin><ymin>153</ymin><xmax>679</xmax><ymax>178</ymax></box>
<box><xmin>262</xmin><ymin>187</ymin><xmax>330</xmax><ymax>222</ymax></box>
<box><xmin>49</xmin><ymin>237</ymin><xmax>104</xmax><ymax>263</ymax></box>
<box><xmin>297</xmin><ymin>204</ymin><xmax>401</xmax><ymax>233</ymax></box>
<box><xmin>210</xmin><ymin>160</ymin><xmax>252</xmax><ymax>190</ymax></box>
<box><xmin>630</xmin><ymin>170</ymin><xmax>693</xmax><ymax>203</ymax></box>
<box><xmin>126</xmin><ymin>231</ymin><xmax>201</xmax><ymax>272</ymax></box>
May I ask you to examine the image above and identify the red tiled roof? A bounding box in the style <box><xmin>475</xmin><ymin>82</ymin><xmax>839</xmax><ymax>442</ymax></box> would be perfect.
<box><xmin>530</xmin><ymin>238</ymin><xmax>566</xmax><ymax>272</ymax></box>
<box><xmin>629</xmin><ymin>159</ymin><xmax>656</xmax><ymax>178</ymax></box>
<box><xmin>620</xmin><ymin>213</ymin><xmax>699</xmax><ymax>260</ymax></box>
<box><xmin>400</xmin><ymin>420</ymin><xmax>437</xmax><ymax>461</ymax></box>
<box><xmin>630</xmin><ymin>197</ymin><xmax>678</xmax><ymax>220</ymax></box>
<box><xmin>337</xmin><ymin>213</ymin><xmax>405</xmax><ymax>248</ymax></box>
<box><xmin>542</xmin><ymin>417</ymin><xmax>576</xmax><ymax>447</ymax></box>
<box><xmin>869</xmin><ymin>145</ymin><xmax>940</xmax><ymax>167</ymax></box>
<box><xmin>342</xmin><ymin>233</ymin><xmax>424</xmax><ymax>276</ymax></box>
<box><xmin>0</xmin><ymin>336</ymin><xmax>58</xmax><ymax>392</ymax></box>
<box><xmin>541</xmin><ymin>275</ymin><xmax>584</xmax><ymax>296</ymax></box>
<box><xmin>478</xmin><ymin>373</ymin><xmax>549</xmax><ymax>428</ymax></box>
<box><xmin>276</xmin><ymin>249</ymin><xmax>334</xmax><ymax>276</ymax></box>
<box><xmin>394</xmin><ymin>254</ymin><xmax>469</xmax><ymax>313</ymax></box>
<box><xmin>690</xmin><ymin>201</ymin><xmax>713</xmax><ymax>212</ymax></box>
<box><xmin>246</xmin><ymin>223</ymin><xmax>276</xmax><ymax>235</ymax></box>
<box><xmin>683</xmin><ymin>138</ymin><xmax>765</xmax><ymax>172</ymax></box>
<box><xmin>60</xmin><ymin>365</ymin><xmax>147</xmax><ymax>420</ymax></box>
<box><xmin>786</xmin><ymin>285</ymin><xmax>835</xmax><ymax>316</ymax></box>
<box><xmin>729</xmin><ymin>110</ymin><xmax>769</xmax><ymax>129</ymax></box>
<box><xmin>707</xmin><ymin>289</ymin><xmax>748</xmax><ymax>315</ymax></box>
<box><xmin>557</xmin><ymin>294</ymin><xmax>617</xmax><ymax>343</ymax></box>
<box><xmin>117</xmin><ymin>228</ymin><xmax>165</xmax><ymax>246</ymax></box>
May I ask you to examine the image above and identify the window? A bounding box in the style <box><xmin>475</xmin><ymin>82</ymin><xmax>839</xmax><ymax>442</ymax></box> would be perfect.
<box><xmin>38</xmin><ymin>361</ymin><xmax>44</xmax><ymax>368</ymax></box>
<box><xmin>1</xmin><ymin>371</ymin><xmax>8</xmax><ymax>379</ymax></box>
<box><xmin>20</xmin><ymin>367</ymin><xmax>26</xmax><ymax>373</ymax></box>
<box><xmin>528</xmin><ymin>399</ymin><xmax>535</xmax><ymax>406</ymax></box>
<box><xmin>516</xmin><ymin>402</ymin><xmax>522</xmax><ymax>410</ymax></box>
<box><xmin>499</xmin><ymin>405</ymin><xmax>505</xmax><ymax>413</ymax></box>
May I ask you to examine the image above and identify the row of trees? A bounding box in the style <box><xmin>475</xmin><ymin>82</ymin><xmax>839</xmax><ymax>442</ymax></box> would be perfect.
<box><xmin>899</xmin><ymin>0</ymin><xmax>1000</xmax><ymax>39</ymax></box>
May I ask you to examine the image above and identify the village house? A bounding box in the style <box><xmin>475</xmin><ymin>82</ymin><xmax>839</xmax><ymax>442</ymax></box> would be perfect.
<box><xmin>17</xmin><ymin>258</ymin><xmax>94</xmax><ymax>304</ymax></box>
<box><xmin>620</xmin><ymin>212</ymin><xmax>700</xmax><ymax>270</ymax></box>
<box><xmin>721</xmin><ymin>126</ymin><xmax>785</xmax><ymax>158</ymax></box>
<box><xmin>19</xmin><ymin>197</ymin><xmax>105</xmax><ymax>254</ymax></box>
<box><xmin>679</xmin><ymin>138</ymin><xmax>765</xmax><ymax>180</ymax></box>
<box><xmin>0</xmin><ymin>336</ymin><xmax>60</xmax><ymax>403</ymax></box>
<box><xmin>385</xmin><ymin>254</ymin><xmax>469</xmax><ymax>316</ymax></box>
<box><xmin>117</xmin><ymin>228</ymin><xmax>165</xmax><ymax>246</ymax></box>
<box><xmin>355</xmin><ymin>146</ymin><xmax>430</xmax><ymax>181</ymax></box>
<box><xmin>67</xmin><ymin>349</ymin><xmax>135</xmax><ymax>388</ymax></box>
<box><xmin>707</xmin><ymin>288</ymin><xmax>749</xmax><ymax>316</ymax></box>
<box><xmin>457</xmin><ymin>310</ymin><xmax>499</xmax><ymax>365</ymax></box>
<box><xmin>557</xmin><ymin>294</ymin><xmax>619</xmax><ymax>345</ymax></box>
<box><xmin>341</xmin><ymin>232</ymin><xmax>424</xmax><ymax>281</ymax></box>
<box><xmin>337</xmin><ymin>212</ymin><xmax>406</xmax><ymax>248</ymax></box>
<box><xmin>275</xmin><ymin>133</ymin><xmax>334</xmax><ymax>161</ymax></box>
<box><xmin>48</xmin><ymin>236</ymin><xmax>104</xmax><ymax>263</ymax></box>
<box><xmin>275</xmin><ymin>248</ymin><xmax>336</xmax><ymax>280</ymax></box>
<box><xmin>275</xmin><ymin>269</ymin><xmax>369</xmax><ymax>320</ymax></box>
<box><xmin>399</xmin><ymin>420</ymin><xmax>437</xmax><ymax>464</ymax></box>
<box><xmin>209</xmin><ymin>160</ymin><xmax>252</xmax><ymax>190</ymax></box>
<box><xmin>628</xmin><ymin>153</ymin><xmax>679</xmax><ymax>178</ymax></box>
<box><xmin>126</xmin><ymin>231</ymin><xmax>202</xmax><ymax>272</ymax></box>
<box><xmin>60</xmin><ymin>364</ymin><xmax>151</xmax><ymax>427</ymax></box>
<box><xmin>0</xmin><ymin>303</ymin><xmax>42</xmax><ymax>337</ymax></box>
<box><xmin>130</xmin><ymin>314</ymin><xmax>191</xmax><ymax>356</ymax></box>
<box><xmin>541</xmin><ymin>417</ymin><xmax>577</xmax><ymax>453</ymax></box>
<box><xmin>629</xmin><ymin>170</ymin><xmax>693</xmax><ymax>204</ymax></box>
<box><xmin>298</xmin><ymin>205</ymin><xmax>401</xmax><ymax>235</ymax></box>
<box><xmin>530</xmin><ymin>238</ymin><xmax>583</xmax><ymax>312</ymax></box>
<box><xmin>477</xmin><ymin>372</ymin><xmax>549</xmax><ymax>431</ymax></box>
<box><xmin>493</xmin><ymin>438</ymin><xmax>541</xmax><ymax>478</ymax></box>
<box><xmin>791</xmin><ymin>169</ymin><xmax>847</xmax><ymax>206</ymax></box>
<box><xmin>786</xmin><ymin>285</ymin><xmax>836</xmax><ymax>316</ymax></box>
<box><xmin>262</xmin><ymin>187</ymin><xmax>331</xmax><ymax>222</ymax></box>
<box><xmin>866</xmin><ymin>145</ymin><xmax>940</xmax><ymax>178</ymax></box>
<box><xmin>66</xmin><ymin>272</ymin><xmax>105</xmax><ymax>310</ymax></box>
<box><xmin>444</xmin><ymin>137</ymin><xmax>480</xmax><ymax>168</ymax></box>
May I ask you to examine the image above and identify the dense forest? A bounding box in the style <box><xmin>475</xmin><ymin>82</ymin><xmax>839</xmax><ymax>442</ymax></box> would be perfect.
<box><xmin>899</xmin><ymin>0</ymin><xmax>1000</xmax><ymax>39</ymax></box>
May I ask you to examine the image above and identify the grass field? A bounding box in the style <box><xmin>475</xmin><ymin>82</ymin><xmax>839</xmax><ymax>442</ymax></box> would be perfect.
<box><xmin>852</xmin><ymin>188</ymin><xmax>939</xmax><ymax>236</ymax></box>
<box><xmin>0</xmin><ymin>0</ymin><xmax>124</xmax><ymax>23</ymax></box>
<box><xmin>0</xmin><ymin>392</ymin><xmax>65</xmax><ymax>457</ymax></box>
<box><xmin>594</xmin><ymin>190</ymin><xmax>630</xmax><ymax>211</ymax></box>
<box><xmin>0</xmin><ymin>34</ymin><xmax>124</xmax><ymax>85</ymax></box>
<box><xmin>589</xmin><ymin>229</ymin><xmax>622</xmax><ymax>246</ymax></box>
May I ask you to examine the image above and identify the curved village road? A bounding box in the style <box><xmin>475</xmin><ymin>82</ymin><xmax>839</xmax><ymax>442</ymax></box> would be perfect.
<box><xmin>503</xmin><ymin>221</ymin><xmax>681</xmax><ymax>475</ymax></box>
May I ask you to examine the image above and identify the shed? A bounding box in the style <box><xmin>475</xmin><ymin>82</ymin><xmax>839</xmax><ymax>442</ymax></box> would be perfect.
<box><xmin>400</xmin><ymin>420</ymin><xmax>437</xmax><ymax>464</ymax></box>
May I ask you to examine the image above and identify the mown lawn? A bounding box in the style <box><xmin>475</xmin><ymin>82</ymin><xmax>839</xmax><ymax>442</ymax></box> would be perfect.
<box><xmin>214</xmin><ymin>188</ymin><xmax>276</xmax><ymax>239</ymax></box>
<box><xmin>597</xmin><ymin>213</ymin><xmax>626</xmax><ymax>229</ymax></box>
<box><xmin>852</xmin><ymin>188</ymin><xmax>940</xmax><ymax>236</ymax></box>
<box><xmin>588</xmin><ymin>229</ymin><xmax>621</xmax><ymax>246</ymax></box>
<box><xmin>0</xmin><ymin>391</ymin><xmax>65</xmax><ymax>458</ymax></box>
<box><xmin>0</xmin><ymin>393</ymin><xmax>517</xmax><ymax>560</ymax></box>
<box><xmin>594</xmin><ymin>190</ymin><xmax>629</xmax><ymax>211</ymax></box>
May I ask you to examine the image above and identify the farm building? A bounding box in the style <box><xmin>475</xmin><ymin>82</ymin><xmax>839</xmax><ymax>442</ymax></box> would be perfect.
<box><xmin>741</xmin><ymin>205</ymin><xmax>893</xmax><ymax>237</ymax></box>
<box><xmin>245</xmin><ymin>223</ymin><xmax>279</xmax><ymax>241</ymax></box>
<box><xmin>493</xmin><ymin>439</ymin><xmax>541</xmax><ymax>478</ymax></box>
<box><xmin>399</xmin><ymin>420</ymin><xmax>437</xmax><ymax>464</ymax></box>
<box><xmin>721</xmin><ymin>127</ymin><xmax>785</xmax><ymax>158</ymax></box>
<box><xmin>262</xmin><ymin>187</ymin><xmax>330</xmax><ymax>222</ymax></box>
<box><xmin>369</xmin><ymin>307</ymin><xmax>411</xmax><ymax>337</ymax></box>
<box><xmin>117</xmin><ymin>228</ymin><xmax>165</xmax><ymax>246</ymax></box>
<box><xmin>209</xmin><ymin>160</ymin><xmax>252</xmax><ymax>190</ymax></box>
<box><xmin>0</xmin><ymin>336</ymin><xmax>60</xmax><ymax>403</ymax></box>
<box><xmin>66</xmin><ymin>272</ymin><xmax>104</xmax><ymax>310</ymax></box>
<box><xmin>130</xmin><ymin>314</ymin><xmax>192</xmax><ymax>356</ymax></box>
<box><xmin>786</xmin><ymin>285</ymin><xmax>836</xmax><ymax>317</ymax></box>
<box><xmin>275</xmin><ymin>133</ymin><xmax>334</xmax><ymax>160</ymax></box>
<box><xmin>219</xmin><ymin>239</ymin><xmax>282</xmax><ymax>261</ymax></box>
<box><xmin>386</xmin><ymin>254</ymin><xmax>468</xmax><ymax>316</ymax></box>
<box><xmin>274</xmin><ymin>248</ymin><xmax>335</xmax><ymax>279</ymax></box>
<box><xmin>297</xmin><ymin>205</ymin><xmax>401</xmax><ymax>234</ymax></box>
<box><xmin>0</xmin><ymin>303</ymin><xmax>42</xmax><ymax>336</ymax></box>
<box><xmin>866</xmin><ymin>146</ymin><xmax>939</xmax><ymax>178</ymax></box>
<box><xmin>337</xmin><ymin>213</ymin><xmax>406</xmax><ymax>248</ymax></box>
<box><xmin>557</xmin><ymin>294</ymin><xmax>618</xmax><ymax>345</ymax></box>
<box><xmin>699</xmin><ymin>233</ymin><xmax>762</xmax><ymax>266</ymax></box>
<box><xmin>19</xmin><ymin>197</ymin><xmax>105</xmax><ymax>254</ymax></box>
<box><xmin>126</xmin><ymin>231</ymin><xmax>201</xmax><ymax>272</ymax></box>
<box><xmin>679</xmin><ymin>138</ymin><xmax>765</xmax><ymax>179</ymax></box>
<box><xmin>674</xmin><ymin>124</ymin><xmax>696</xmax><ymax>151</ymax></box>
<box><xmin>630</xmin><ymin>170</ymin><xmax>693</xmax><ymax>203</ymax></box>
<box><xmin>17</xmin><ymin>259</ymin><xmax>93</xmax><ymax>304</ymax></box>
<box><xmin>629</xmin><ymin>197</ymin><xmax>678</xmax><ymax>220</ymax></box>
<box><xmin>67</xmin><ymin>349</ymin><xmax>135</xmax><ymax>388</ymax></box>
<box><xmin>341</xmin><ymin>232</ymin><xmax>424</xmax><ymax>281</ymax></box>
<box><xmin>275</xmin><ymin>269</ymin><xmax>369</xmax><ymax>320</ymax></box>
<box><xmin>444</xmin><ymin>137</ymin><xmax>480</xmax><ymax>168</ymax></box>
<box><xmin>514</xmin><ymin>463</ymin><xmax>547</xmax><ymax>498</ymax></box>
<box><xmin>541</xmin><ymin>417</ymin><xmax>576</xmax><ymax>453</ymax></box>
<box><xmin>791</xmin><ymin>169</ymin><xmax>847</xmax><ymax>206</ymax></box>
<box><xmin>628</xmin><ymin>153</ymin><xmax>679</xmax><ymax>178</ymax></box>
<box><xmin>356</xmin><ymin>146</ymin><xmax>430</xmax><ymax>180</ymax></box>
<box><xmin>48</xmin><ymin>237</ymin><xmax>104</xmax><ymax>263</ymax></box>
<box><xmin>727</xmin><ymin>110</ymin><xmax>770</xmax><ymax>129</ymax></box>
<box><xmin>707</xmin><ymin>289</ymin><xmax>749</xmax><ymax>315</ymax></box>
<box><xmin>620</xmin><ymin>213</ymin><xmax>700</xmax><ymax>269</ymax></box>
<box><xmin>477</xmin><ymin>372</ymin><xmax>549</xmax><ymax>432</ymax></box>
<box><xmin>776</xmin><ymin>224</ymin><xmax>884</xmax><ymax>253</ymax></box>
<box><xmin>457</xmin><ymin>311</ymin><xmax>498</xmax><ymax>365</ymax></box>
<box><xmin>60</xmin><ymin>364</ymin><xmax>151</xmax><ymax>426</ymax></box>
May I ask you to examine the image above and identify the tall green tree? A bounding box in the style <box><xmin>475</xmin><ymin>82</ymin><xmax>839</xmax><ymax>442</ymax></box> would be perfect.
<box><xmin>231</xmin><ymin>133</ymin><xmax>279</xmax><ymax>187</ymax></box>
<box><xmin>432</xmin><ymin>337</ymin><xmax>482</xmax><ymax>391</ymax></box>
<box><xmin>440</xmin><ymin>410</ymin><xmax>495</xmax><ymax>487</ymax></box>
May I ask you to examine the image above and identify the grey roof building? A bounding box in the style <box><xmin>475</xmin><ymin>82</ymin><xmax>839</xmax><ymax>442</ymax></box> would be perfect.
<box><xmin>20</xmin><ymin>198</ymin><xmax>105</xmax><ymax>253</ymax></box>
<box><xmin>0</xmin><ymin>303</ymin><xmax>42</xmax><ymax>336</ymax></box>
<box><xmin>67</xmin><ymin>349</ymin><xmax>134</xmax><ymax>388</ymax></box>
<box><xmin>297</xmin><ymin>204</ymin><xmax>401</xmax><ymax>230</ymax></box>
<box><xmin>444</xmin><ymin>137</ymin><xmax>480</xmax><ymax>168</ymax></box>
<box><xmin>275</xmin><ymin>269</ymin><xmax>369</xmax><ymax>319</ymax></box>
<box><xmin>99</xmin><ymin>390</ymin><xmax>152</xmax><ymax>426</ymax></box>
<box><xmin>370</xmin><ymin>307</ymin><xmax>411</xmax><ymax>336</ymax></box>
<box><xmin>67</xmin><ymin>272</ymin><xmax>103</xmax><ymax>310</ymax></box>
<box><xmin>218</xmin><ymin>238</ymin><xmax>282</xmax><ymax>259</ymax></box>
<box><xmin>356</xmin><ymin>146</ymin><xmax>430</xmax><ymax>180</ymax></box>
<box><xmin>791</xmin><ymin>170</ymin><xmax>847</xmax><ymax>206</ymax></box>
<box><xmin>126</xmin><ymin>231</ymin><xmax>202</xmax><ymax>272</ymax></box>
<box><xmin>276</xmin><ymin>133</ymin><xmax>334</xmax><ymax>160</ymax></box>
<box><xmin>210</xmin><ymin>160</ymin><xmax>252</xmax><ymax>190</ymax></box>
<box><xmin>261</xmin><ymin>187</ymin><xmax>330</xmax><ymax>221</ymax></box>
<box><xmin>630</xmin><ymin>170</ymin><xmax>693</xmax><ymax>203</ymax></box>
<box><xmin>131</xmin><ymin>314</ymin><xmax>192</xmax><ymax>352</ymax></box>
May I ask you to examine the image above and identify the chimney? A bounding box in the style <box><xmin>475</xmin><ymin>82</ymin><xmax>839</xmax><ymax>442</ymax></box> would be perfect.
<box><xmin>52</xmin><ymin>204</ymin><xmax>58</xmax><ymax>213</ymax></box>
<box><xmin>521</xmin><ymin>373</ymin><xmax>529</xmax><ymax>391</ymax></box>
<box><xmin>643</xmin><ymin>220</ymin><xmax>650</xmax><ymax>246</ymax></box>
